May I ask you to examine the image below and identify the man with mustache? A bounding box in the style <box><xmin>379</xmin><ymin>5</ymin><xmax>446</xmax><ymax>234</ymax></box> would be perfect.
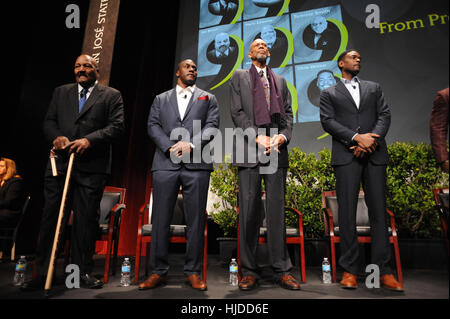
<box><xmin>21</xmin><ymin>54</ymin><xmax>125</xmax><ymax>291</ymax></box>
<box><xmin>139</xmin><ymin>59</ymin><xmax>219</xmax><ymax>291</ymax></box>
<box><xmin>229</xmin><ymin>39</ymin><xmax>300</xmax><ymax>291</ymax></box>
<box><xmin>320</xmin><ymin>50</ymin><xmax>403</xmax><ymax>291</ymax></box>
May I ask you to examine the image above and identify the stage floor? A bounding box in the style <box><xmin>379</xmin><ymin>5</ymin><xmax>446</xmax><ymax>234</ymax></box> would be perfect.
<box><xmin>0</xmin><ymin>253</ymin><xmax>448</xmax><ymax>300</ymax></box>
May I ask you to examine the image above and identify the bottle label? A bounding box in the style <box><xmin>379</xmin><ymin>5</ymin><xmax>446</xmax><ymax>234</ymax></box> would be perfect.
<box><xmin>229</xmin><ymin>266</ymin><xmax>238</xmax><ymax>273</ymax></box>
<box><xmin>322</xmin><ymin>265</ymin><xmax>331</xmax><ymax>272</ymax></box>
<box><xmin>122</xmin><ymin>265</ymin><xmax>131</xmax><ymax>273</ymax></box>
<box><xmin>16</xmin><ymin>264</ymin><xmax>26</xmax><ymax>271</ymax></box>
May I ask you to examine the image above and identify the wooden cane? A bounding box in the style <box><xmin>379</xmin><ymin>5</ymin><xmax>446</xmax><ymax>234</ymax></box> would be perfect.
<box><xmin>44</xmin><ymin>152</ymin><xmax>75</xmax><ymax>293</ymax></box>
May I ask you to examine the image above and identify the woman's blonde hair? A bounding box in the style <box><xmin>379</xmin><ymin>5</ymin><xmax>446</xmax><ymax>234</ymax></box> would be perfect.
<box><xmin>0</xmin><ymin>157</ymin><xmax>20</xmax><ymax>182</ymax></box>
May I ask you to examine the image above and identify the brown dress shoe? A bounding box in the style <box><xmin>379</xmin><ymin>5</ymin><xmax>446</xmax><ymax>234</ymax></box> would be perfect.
<box><xmin>340</xmin><ymin>272</ymin><xmax>358</xmax><ymax>289</ymax></box>
<box><xmin>238</xmin><ymin>275</ymin><xmax>258</xmax><ymax>291</ymax></box>
<box><xmin>279</xmin><ymin>274</ymin><xmax>301</xmax><ymax>290</ymax></box>
<box><xmin>185</xmin><ymin>274</ymin><xmax>207</xmax><ymax>291</ymax></box>
<box><xmin>138</xmin><ymin>274</ymin><xmax>166</xmax><ymax>290</ymax></box>
<box><xmin>380</xmin><ymin>274</ymin><xmax>404</xmax><ymax>292</ymax></box>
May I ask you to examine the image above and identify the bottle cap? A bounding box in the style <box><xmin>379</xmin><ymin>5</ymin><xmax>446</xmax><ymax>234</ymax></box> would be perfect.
<box><xmin>125</xmin><ymin>257</ymin><xmax>129</xmax><ymax>261</ymax></box>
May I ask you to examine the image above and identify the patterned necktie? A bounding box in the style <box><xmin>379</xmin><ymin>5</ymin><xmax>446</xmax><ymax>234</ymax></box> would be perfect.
<box><xmin>259</xmin><ymin>70</ymin><xmax>270</xmax><ymax>109</ymax></box>
<box><xmin>79</xmin><ymin>87</ymin><xmax>88</xmax><ymax>113</ymax></box>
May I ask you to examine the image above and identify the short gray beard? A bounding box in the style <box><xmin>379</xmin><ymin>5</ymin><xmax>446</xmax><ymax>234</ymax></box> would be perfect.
<box><xmin>255</xmin><ymin>53</ymin><xmax>267</xmax><ymax>64</ymax></box>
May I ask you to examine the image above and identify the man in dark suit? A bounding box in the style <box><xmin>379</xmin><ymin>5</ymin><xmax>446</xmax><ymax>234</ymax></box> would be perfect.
<box><xmin>430</xmin><ymin>87</ymin><xmax>449</xmax><ymax>173</ymax></box>
<box><xmin>229</xmin><ymin>39</ymin><xmax>300</xmax><ymax>291</ymax></box>
<box><xmin>21</xmin><ymin>54</ymin><xmax>125</xmax><ymax>291</ymax></box>
<box><xmin>320</xmin><ymin>49</ymin><xmax>403</xmax><ymax>291</ymax></box>
<box><xmin>139</xmin><ymin>59</ymin><xmax>219</xmax><ymax>291</ymax></box>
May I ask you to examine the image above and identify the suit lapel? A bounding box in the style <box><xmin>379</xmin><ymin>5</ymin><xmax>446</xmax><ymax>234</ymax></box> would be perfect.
<box><xmin>77</xmin><ymin>84</ymin><xmax>103</xmax><ymax>120</ymax></box>
<box><xmin>183</xmin><ymin>88</ymin><xmax>201</xmax><ymax>120</ymax></box>
<box><xmin>336</xmin><ymin>81</ymin><xmax>357</xmax><ymax>109</ymax></box>
<box><xmin>358</xmin><ymin>80</ymin><xmax>368</xmax><ymax>110</ymax></box>
<box><xmin>168</xmin><ymin>88</ymin><xmax>181</xmax><ymax>122</ymax></box>
<box><xmin>69</xmin><ymin>84</ymin><xmax>79</xmax><ymax>120</ymax></box>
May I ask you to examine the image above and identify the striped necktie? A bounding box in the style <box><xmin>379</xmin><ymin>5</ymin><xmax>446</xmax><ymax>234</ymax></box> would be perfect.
<box><xmin>259</xmin><ymin>70</ymin><xmax>270</xmax><ymax>109</ymax></box>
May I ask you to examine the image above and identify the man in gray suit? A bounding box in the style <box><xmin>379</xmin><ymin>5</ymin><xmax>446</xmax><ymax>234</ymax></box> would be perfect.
<box><xmin>320</xmin><ymin>49</ymin><xmax>403</xmax><ymax>291</ymax></box>
<box><xmin>229</xmin><ymin>39</ymin><xmax>300</xmax><ymax>291</ymax></box>
<box><xmin>139</xmin><ymin>59</ymin><xmax>219</xmax><ymax>291</ymax></box>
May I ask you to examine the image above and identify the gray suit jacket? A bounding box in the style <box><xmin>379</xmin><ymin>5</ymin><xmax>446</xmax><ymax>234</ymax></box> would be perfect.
<box><xmin>148</xmin><ymin>87</ymin><xmax>220</xmax><ymax>171</ymax></box>
<box><xmin>229</xmin><ymin>69</ymin><xmax>293</xmax><ymax>168</ymax></box>
<box><xmin>320</xmin><ymin>79</ymin><xmax>391</xmax><ymax>166</ymax></box>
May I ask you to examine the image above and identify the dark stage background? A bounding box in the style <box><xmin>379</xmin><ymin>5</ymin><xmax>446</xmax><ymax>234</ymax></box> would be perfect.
<box><xmin>2</xmin><ymin>1</ymin><xmax>181</xmax><ymax>256</ymax></box>
<box><xmin>1</xmin><ymin>1</ymin><xmax>449</xmax><ymax>256</ymax></box>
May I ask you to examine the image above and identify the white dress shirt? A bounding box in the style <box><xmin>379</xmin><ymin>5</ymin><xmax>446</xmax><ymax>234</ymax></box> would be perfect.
<box><xmin>341</xmin><ymin>77</ymin><xmax>361</xmax><ymax>141</ymax></box>
<box><xmin>341</xmin><ymin>76</ymin><xmax>360</xmax><ymax>108</ymax></box>
<box><xmin>78</xmin><ymin>80</ymin><xmax>97</xmax><ymax>101</ymax></box>
<box><xmin>176</xmin><ymin>84</ymin><xmax>196</xmax><ymax>120</ymax></box>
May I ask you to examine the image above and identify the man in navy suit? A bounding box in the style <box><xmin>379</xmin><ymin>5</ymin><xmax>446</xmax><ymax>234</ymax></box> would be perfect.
<box><xmin>22</xmin><ymin>54</ymin><xmax>125</xmax><ymax>291</ymax></box>
<box><xmin>320</xmin><ymin>49</ymin><xmax>403</xmax><ymax>291</ymax></box>
<box><xmin>139</xmin><ymin>59</ymin><xmax>219</xmax><ymax>291</ymax></box>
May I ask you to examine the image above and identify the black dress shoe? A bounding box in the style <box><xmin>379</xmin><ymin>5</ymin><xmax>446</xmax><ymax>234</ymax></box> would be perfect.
<box><xmin>20</xmin><ymin>277</ymin><xmax>45</xmax><ymax>292</ymax></box>
<box><xmin>80</xmin><ymin>274</ymin><xmax>103</xmax><ymax>289</ymax></box>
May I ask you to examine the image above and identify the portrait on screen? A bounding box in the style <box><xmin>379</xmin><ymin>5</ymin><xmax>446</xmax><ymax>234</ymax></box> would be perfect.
<box><xmin>292</xmin><ymin>5</ymin><xmax>343</xmax><ymax>64</ymax></box>
<box><xmin>200</xmin><ymin>0</ymin><xmax>241</xmax><ymax>29</ymax></box>
<box><xmin>307</xmin><ymin>69</ymin><xmax>338</xmax><ymax>107</ymax></box>
<box><xmin>295</xmin><ymin>62</ymin><xmax>340</xmax><ymax>123</ymax></box>
<box><xmin>244</xmin><ymin>0</ymin><xmax>288</xmax><ymax>20</ymax></box>
<box><xmin>243</xmin><ymin>15</ymin><xmax>291</xmax><ymax>69</ymax></box>
<box><xmin>197</xmin><ymin>24</ymin><xmax>242</xmax><ymax>78</ymax></box>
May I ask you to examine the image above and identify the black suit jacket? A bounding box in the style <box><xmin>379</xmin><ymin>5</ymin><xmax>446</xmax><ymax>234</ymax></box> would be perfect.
<box><xmin>43</xmin><ymin>83</ymin><xmax>125</xmax><ymax>175</ymax></box>
<box><xmin>320</xmin><ymin>79</ymin><xmax>391</xmax><ymax>166</ymax></box>
<box><xmin>148</xmin><ymin>87</ymin><xmax>220</xmax><ymax>171</ymax></box>
<box><xmin>229</xmin><ymin>69</ymin><xmax>293</xmax><ymax>168</ymax></box>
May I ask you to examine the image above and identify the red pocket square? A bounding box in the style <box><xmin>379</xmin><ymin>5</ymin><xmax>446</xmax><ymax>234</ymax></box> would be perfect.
<box><xmin>198</xmin><ymin>95</ymin><xmax>209</xmax><ymax>101</ymax></box>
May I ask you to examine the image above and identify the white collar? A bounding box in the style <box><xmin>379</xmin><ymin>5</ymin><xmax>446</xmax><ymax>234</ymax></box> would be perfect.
<box><xmin>78</xmin><ymin>80</ymin><xmax>98</xmax><ymax>94</ymax></box>
<box><xmin>254</xmin><ymin>65</ymin><xmax>267</xmax><ymax>76</ymax></box>
<box><xmin>176</xmin><ymin>84</ymin><xmax>196</xmax><ymax>95</ymax></box>
<box><xmin>341</xmin><ymin>76</ymin><xmax>360</xmax><ymax>85</ymax></box>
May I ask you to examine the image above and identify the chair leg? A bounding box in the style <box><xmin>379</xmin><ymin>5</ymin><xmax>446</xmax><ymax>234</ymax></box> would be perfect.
<box><xmin>145</xmin><ymin>243</ymin><xmax>150</xmax><ymax>277</ymax></box>
<box><xmin>392</xmin><ymin>238</ymin><xmax>403</xmax><ymax>284</ymax></box>
<box><xmin>300</xmin><ymin>240</ymin><xmax>306</xmax><ymax>283</ymax></box>
<box><xmin>330</xmin><ymin>239</ymin><xmax>337</xmax><ymax>283</ymax></box>
<box><xmin>103</xmin><ymin>238</ymin><xmax>113</xmax><ymax>283</ymax></box>
<box><xmin>134</xmin><ymin>239</ymin><xmax>142</xmax><ymax>284</ymax></box>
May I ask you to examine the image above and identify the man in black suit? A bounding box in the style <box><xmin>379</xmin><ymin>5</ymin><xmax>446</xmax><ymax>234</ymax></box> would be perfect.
<box><xmin>320</xmin><ymin>49</ymin><xmax>403</xmax><ymax>291</ymax></box>
<box><xmin>229</xmin><ymin>39</ymin><xmax>300</xmax><ymax>291</ymax></box>
<box><xmin>138</xmin><ymin>59</ymin><xmax>219</xmax><ymax>291</ymax></box>
<box><xmin>22</xmin><ymin>54</ymin><xmax>125</xmax><ymax>291</ymax></box>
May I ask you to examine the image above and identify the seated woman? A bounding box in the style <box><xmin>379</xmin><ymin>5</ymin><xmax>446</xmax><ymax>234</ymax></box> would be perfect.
<box><xmin>0</xmin><ymin>157</ymin><xmax>25</xmax><ymax>258</ymax></box>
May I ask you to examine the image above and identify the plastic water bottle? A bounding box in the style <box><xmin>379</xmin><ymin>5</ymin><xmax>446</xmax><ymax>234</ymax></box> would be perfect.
<box><xmin>13</xmin><ymin>256</ymin><xmax>27</xmax><ymax>286</ymax></box>
<box><xmin>229</xmin><ymin>258</ymin><xmax>238</xmax><ymax>286</ymax></box>
<box><xmin>120</xmin><ymin>258</ymin><xmax>131</xmax><ymax>287</ymax></box>
<box><xmin>322</xmin><ymin>257</ymin><xmax>332</xmax><ymax>284</ymax></box>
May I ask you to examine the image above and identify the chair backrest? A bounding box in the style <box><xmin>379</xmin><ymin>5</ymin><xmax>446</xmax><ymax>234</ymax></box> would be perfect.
<box><xmin>148</xmin><ymin>190</ymin><xmax>186</xmax><ymax>225</ymax></box>
<box><xmin>324</xmin><ymin>193</ymin><xmax>370</xmax><ymax>228</ymax></box>
<box><xmin>98</xmin><ymin>187</ymin><xmax>125</xmax><ymax>225</ymax></box>
<box><xmin>438</xmin><ymin>193</ymin><xmax>449</xmax><ymax>209</ymax></box>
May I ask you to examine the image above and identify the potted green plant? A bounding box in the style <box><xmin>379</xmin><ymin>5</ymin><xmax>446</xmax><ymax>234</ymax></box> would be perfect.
<box><xmin>210</xmin><ymin>160</ymin><xmax>239</xmax><ymax>262</ymax></box>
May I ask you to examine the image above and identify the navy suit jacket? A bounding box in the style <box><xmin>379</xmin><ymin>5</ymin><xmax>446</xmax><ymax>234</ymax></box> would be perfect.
<box><xmin>320</xmin><ymin>79</ymin><xmax>391</xmax><ymax>166</ymax></box>
<box><xmin>148</xmin><ymin>87</ymin><xmax>220</xmax><ymax>171</ymax></box>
